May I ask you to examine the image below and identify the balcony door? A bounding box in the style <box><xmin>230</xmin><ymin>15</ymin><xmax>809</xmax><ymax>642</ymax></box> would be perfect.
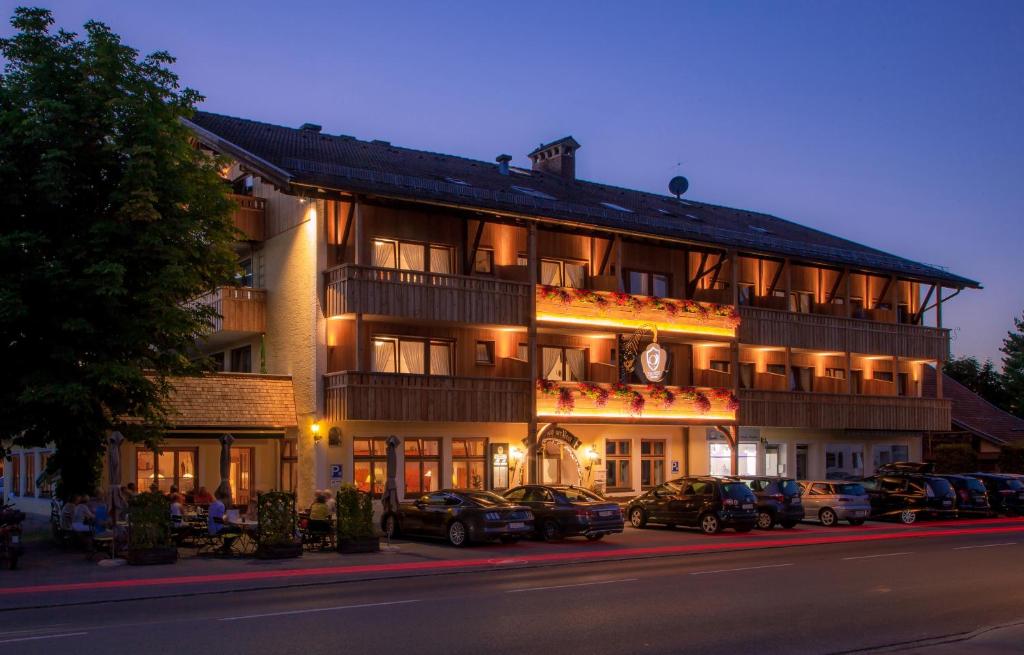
<box><xmin>541</xmin><ymin>346</ymin><xmax>586</xmax><ymax>382</ymax></box>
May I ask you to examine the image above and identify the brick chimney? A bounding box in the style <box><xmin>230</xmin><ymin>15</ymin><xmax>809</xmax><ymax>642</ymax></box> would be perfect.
<box><xmin>528</xmin><ymin>136</ymin><xmax>580</xmax><ymax>180</ymax></box>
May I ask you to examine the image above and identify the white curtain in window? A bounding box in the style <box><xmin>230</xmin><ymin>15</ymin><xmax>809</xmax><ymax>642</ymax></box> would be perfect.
<box><xmin>564</xmin><ymin>263</ymin><xmax>586</xmax><ymax>289</ymax></box>
<box><xmin>399</xmin><ymin>340</ymin><xmax>425</xmax><ymax>374</ymax></box>
<box><xmin>542</xmin><ymin>347</ymin><xmax>562</xmax><ymax>380</ymax></box>
<box><xmin>399</xmin><ymin>243</ymin><xmax>426</xmax><ymax>271</ymax></box>
<box><xmin>430</xmin><ymin>343</ymin><xmax>451</xmax><ymax>376</ymax></box>
<box><xmin>373</xmin><ymin>340</ymin><xmax>396</xmax><ymax>373</ymax></box>
<box><xmin>430</xmin><ymin>247</ymin><xmax>452</xmax><ymax>274</ymax></box>
<box><xmin>565</xmin><ymin>348</ymin><xmax>585</xmax><ymax>381</ymax></box>
<box><xmin>541</xmin><ymin>261</ymin><xmax>562</xmax><ymax>286</ymax></box>
<box><xmin>373</xmin><ymin>240</ymin><xmax>396</xmax><ymax>268</ymax></box>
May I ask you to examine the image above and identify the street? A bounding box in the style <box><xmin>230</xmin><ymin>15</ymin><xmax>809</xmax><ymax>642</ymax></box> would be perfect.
<box><xmin>2</xmin><ymin>522</ymin><xmax>1024</xmax><ymax>654</ymax></box>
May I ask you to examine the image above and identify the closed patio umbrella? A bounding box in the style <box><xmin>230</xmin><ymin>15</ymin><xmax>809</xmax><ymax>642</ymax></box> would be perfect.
<box><xmin>106</xmin><ymin>431</ymin><xmax>127</xmax><ymax>562</ymax></box>
<box><xmin>381</xmin><ymin>436</ymin><xmax>400</xmax><ymax>517</ymax></box>
<box><xmin>216</xmin><ymin>434</ymin><xmax>234</xmax><ymax>506</ymax></box>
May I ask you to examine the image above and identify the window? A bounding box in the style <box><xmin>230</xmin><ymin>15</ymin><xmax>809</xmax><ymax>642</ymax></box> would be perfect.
<box><xmin>475</xmin><ymin>341</ymin><xmax>495</xmax><ymax>365</ymax></box>
<box><xmin>136</xmin><ymin>448</ymin><xmax>196</xmax><ymax>495</ymax></box>
<box><xmin>539</xmin><ymin>258</ymin><xmax>587</xmax><ymax>288</ymax></box>
<box><xmin>640</xmin><ymin>440</ymin><xmax>666</xmax><ymax>488</ymax></box>
<box><xmin>516</xmin><ymin>343</ymin><xmax>529</xmax><ymax>361</ymax></box>
<box><xmin>372</xmin><ymin>239</ymin><xmax>453</xmax><ymax>274</ymax></box>
<box><xmin>710</xmin><ymin>360</ymin><xmax>731</xmax><ymax>373</ymax></box>
<box><xmin>809</xmin><ymin>483</ymin><xmax>831</xmax><ymax>496</ymax></box>
<box><xmin>37</xmin><ymin>452</ymin><xmax>52</xmax><ymax>498</ymax></box>
<box><xmin>230</xmin><ymin>345</ymin><xmax>252</xmax><ymax>373</ymax></box>
<box><xmin>280</xmin><ymin>439</ymin><xmax>298</xmax><ymax>493</ymax></box>
<box><xmin>473</xmin><ymin>249</ymin><xmax>494</xmax><ymax>275</ymax></box>
<box><xmin>236</xmin><ymin>258</ymin><xmax>254</xmax><ymax>287</ymax></box>
<box><xmin>606</xmin><ymin>440</ymin><xmax>631</xmax><ymax>490</ymax></box>
<box><xmin>404</xmin><ymin>438</ymin><xmax>440</xmax><ymax>498</ymax></box>
<box><xmin>873</xmin><ymin>371</ymin><xmax>894</xmax><ymax>382</ymax></box>
<box><xmin>372</xmin><ymin>337</ymin><xmax>452</xmax><ymax>376</ymax></box>
<box><xmin>626</xmin><ymin>270</ymin><xmax>670</xmax><ymax>297</ymax></box>
<box><xmin>230</xmin><ymin>447</ymin><xmax>254</xmax><ymax>506</ymax></box>
<box><xmin>790</xmin><ymin>291</ymin><xmax>813</xmax><ymax>313</ymax></box>
<box><xmin>24</xmin><ymin>453</ymin><xmax>35</xmax><ymax>497</ymax></box>
<box><xmin>825</xmin><ymin>368</ymin><xmax>847</xmax><ymax>380</ymax></box>
<box><xmin>791</xmin><ymin>366</ymin><xmax>814</xmax><ymax>392</ymax></box>
<box><xmin>504</xmin><ymin>487</ymin><xmax>527</xmax><ymax>502</ymax></box>
<box><xmin>738</xmin><ymin>284</ymin><xmax>754</xmax><ymax>306</ymax></box>
<box><xmin>709</xmin><ymin>442</ymin><xmax>757</xmax><ymax>476</ymax></box>
<box><xmin>210</xmin><ymin>352</ymin><xmax>225</xmax><ymax>372</ymax></box>
<box><xmin>452</xmin><ymin>438</ymin><xmax>486</xmax><ymax>490</ymax></box>
<box><xmin>873</xmin><ymin>445</ymin><xmax>909</xmax><ymax>469</ymax></box>
<box><xmin>354</xmin><ymin>438</ymin><xmax>388</xmax><ymax>497</ymax></box>
<box><xmin>9</xmin><ymin>455</ymin><xmax>20</xmax><ymax>497</ymax></box>
<box><xmin>541</xmin><ymin>346</ymin><xmax>587</xmax><ymax>381</ymax></box>
<box><xmin>767</xmin><ymin>364</ymin><xmax>786</xmax><ymax>376</ymax></box>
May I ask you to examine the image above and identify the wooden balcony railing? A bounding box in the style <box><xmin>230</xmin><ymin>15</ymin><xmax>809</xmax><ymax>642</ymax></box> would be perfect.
<box><xmin>195</xmin><ymin>286</ymin><xmax>267</xmax><ymax>333</ymax></box>
<box><xmin>537</xmin><ymin>381</ymin><xmax>738</xmax><ymax>423</ymax></box>
<box><xmin>324</xmin><ymin>372</ymin><xmax>531</xmax><ymax>423</ymax></box>
<box><xmin>738</xmin><ymin>389</ymin><xmax>950</xmax><ymax>432</ymax></box>
<box><xmin>325</xmin><ymin>264</ymin><xmax>531</xmax><ymax>326</ymax></box>
<box><xmin>738</xmin><ymin>306</ymin><xmax>949</xmax><ymax>360</ymax></box>
<box><xmin>230</xmin><ymin>194</ymin><xmax>266</xmax><ymax>241</ymax></box>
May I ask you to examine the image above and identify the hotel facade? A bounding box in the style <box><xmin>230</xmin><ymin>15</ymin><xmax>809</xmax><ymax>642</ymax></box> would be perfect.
<box><xmin>2</xmin><ymin>112</ymin><xmax>980</xmax><ymax>511</ymax></box>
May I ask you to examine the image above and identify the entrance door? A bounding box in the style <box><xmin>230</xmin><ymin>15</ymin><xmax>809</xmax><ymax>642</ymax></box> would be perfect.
<box><xmin>796</xmin><ymin>445</ymin><xmax>809</xmax><ymax>480</ymax></box>
<box><xmin>764</xmin><ymin>445</ymin><xmax>784</xmax><ymax>477</ymax></box>
<box><xmin>230</xmin><ymin>447</ymin><xmax>254</xmax><ymax>506</ymax></box>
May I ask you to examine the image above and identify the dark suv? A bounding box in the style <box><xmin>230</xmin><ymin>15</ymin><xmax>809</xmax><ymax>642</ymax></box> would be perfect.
<box><xmin>860</xmin><ymin>474</ymin><xmax>957</xmax><ymax>524</ymax></box>
<box><xmin>731</xmin><ymin>476</ymin><xmax>805</xmax><ymax>530</ymax></box>
<box><xmin>503</xmin><ymin>485</ymin><xmax>624</xmax><ymax>541</ymax></box>
<box><xmin>625</xmin><ymin>477</ymin><xmax>757</xmax><ymax>535</ymax></box>
<box><xmin>938</xmin><ymin>474</ymin><xmax>991</xmax><ymax>517</ymax></box>
<box><xmin>968</xmin><ymin>473</ymin><xmax>1024</xmax><ymax>516</ymax></box>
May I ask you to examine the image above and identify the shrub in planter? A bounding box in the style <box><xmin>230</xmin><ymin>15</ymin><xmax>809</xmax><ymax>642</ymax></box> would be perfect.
<box><xmin>127</xmin><ymin>492</ymin><xmax>178</xmax><ymax>565</ymax></box>
<box><xmin>256</xmin><ymin>491</ymin><xmax>302</xmax><ymax>559</ymax></box>
<box><xmin>336</xmin><ymin>484</ymin><xmax>379</xmax><ymax>554</ymax></box>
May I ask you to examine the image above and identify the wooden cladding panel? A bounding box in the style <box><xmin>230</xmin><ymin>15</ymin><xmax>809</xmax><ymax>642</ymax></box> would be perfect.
<box><xmin>199</xmin><ymin>287</ymin><xmax>266</xmax><ymax>334</ymax></box>
<box><xmin>325</xmin><ymin>264</ymin><xmax>531</xmax><ymax>326</ymax></box>
<box><xmin>738</xmin><ymin>306</ymin><xmax>949</xmax><ymax>360</ymax></box>
<box><xmin>229</xmin><ymin>194</ymin><xmax>266</xmax><ymax>241</ymax></box>
<box><xmin>324</xmin><ymin>372</ymin><xmax>530</xmax><ymax>423</ymax></box>
<box><xmin>738</xmin><ymin>389</ymin><xmax>950</xmax><ymax>432</ymax></box>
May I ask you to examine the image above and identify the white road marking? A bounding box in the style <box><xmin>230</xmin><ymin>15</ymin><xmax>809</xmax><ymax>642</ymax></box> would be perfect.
<box><xmin>507</xmin><ymin>578</ymin><xmax>638</xmax><ymax>593</ymax></box>
<box><xmin>0</xmin><ymin>624</ymin><xmax>71</xmax><ymax>637</ymax></box>
<box><xmin>689</xmin><ymin>563</ymin><xmax>794</xmax><ymax>575</ymax></box>
<box><xmin>953</xmin><ymin>542</ymin><xmax>1018</xmax><ymax>550</ymax></box>
<box><xmin>842</xmin><ymin>552</ymin><xmax>913</xmax><ymax>560</ymax></box>
<box><xmin>0</xmin><ymin>632</ymin><xmax>88</xmax><ymax>645</ymax></box>
<box><xmin>219</xmin><ymin>599</ymin><xmax>420</xmax><ymax>622</ymax></box>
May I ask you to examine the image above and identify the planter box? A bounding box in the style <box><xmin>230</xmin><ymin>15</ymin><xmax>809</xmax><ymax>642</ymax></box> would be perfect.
<box><xmin>256</xmin><ymin>541</ymin><xmax>303</xmax><ymax>559</ymax></box>
<box><xmin>337</xmin><ymin>536</ymin><xmax>380</xmax><ymax>554</ymax></box>
<box><xmin>127</xmin><ymin>546</ymin><xmax>178</xmax><ymax>566</ymax></box>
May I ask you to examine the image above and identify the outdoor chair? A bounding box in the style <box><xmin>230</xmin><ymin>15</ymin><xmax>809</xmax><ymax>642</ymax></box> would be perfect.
<box><xmin>302</xmin><ymin>520</ymin><xmax>334</xmax><ymax>551</ymax></box>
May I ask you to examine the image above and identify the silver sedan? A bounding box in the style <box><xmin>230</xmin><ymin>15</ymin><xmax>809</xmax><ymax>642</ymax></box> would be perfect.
<box><xmin>799</xmin><ymin>480</ymin><xmax>871</xmax><ymax>526</ymax></box>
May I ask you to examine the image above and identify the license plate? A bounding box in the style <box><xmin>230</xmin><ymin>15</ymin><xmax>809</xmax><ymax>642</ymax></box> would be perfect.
<box><xmin>943</xmin><ymin>501</ymin><xmax>952</xmax><ymax>507</ymax></box>
<box><xmin>742</xmin><ymin>504</ymin><xmax>754</xmax><ymax>510</ymax></box>
<box><xmin>599</xmin><ymin>510</ymin><xmax>614</xmax><ymax>517</ymax></box>
<box><xmin>852</xmin><ymin>511</ymin><xmax>866</xmax><ymax>517</ymax></box>
<box><xmin>509</xmin><ymin>522</ymin><xmax>525</xmax><ymax>530</ymax></box>
<box><xmin>975</xmin><ymin>497</ymin><xmax>987</xmax><ymax>503</ymax></box>
<box><xmin>790</xmin><ymin>499</ymin><xmax>801</xmax><ymax>505</ymax></box>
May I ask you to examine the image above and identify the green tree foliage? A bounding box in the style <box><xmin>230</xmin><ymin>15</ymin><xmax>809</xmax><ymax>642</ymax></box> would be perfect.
<box><xmin>1001</xmin><ymin>312</ymin><xmax>1024</xmax><ymax>418</ymax></box>
<box><xmin>944</xmin><ymin>356</ymin><xmax>1009</xmax><ymax>411</ymax></box>
<box><xmin>930</xmin><ymin>443</ymin><xmax>978</xmax><ymax>474</ymax></box>
<box><xmin>0</xmin><ymin>8</ymin><xmax>238</xmax><ymax>498</ymax></box>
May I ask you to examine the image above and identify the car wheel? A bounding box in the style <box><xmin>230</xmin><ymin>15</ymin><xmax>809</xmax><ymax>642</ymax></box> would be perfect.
<box><xmin>585</xmin><ymin>533</ymin><xmax>604</xmax><ymax>542</ymax></box>
<box><xmin>899</xmin><ymin>509</ymin><xmax>916</xmax><ymax>525</ymax></box>
<box><xmin>382</xmin><ymin>514</ymin><xmax>399</xmax><ymax>537</ymax></box>
<box><xmin>819</xmin><ymin>508</ymin><xmax>838</xmax><ymax>527</ymax></box>
<box><xmin>756</xmin><ymin>511</ymin><xmax>775</xmax><ymax>530</ymax></box>
<box><xmin>734</xmin><ymin>523</ymin><xmax>754</xmax><ymax>533</ymax></box>
<box><xmin>542</xmin><ymin>519</ymin><xmax>563</xmax><ymax>542</ymax></box>
<box><xmin>447</xmin><ymin>520</ymin><xmax>469</xmax><ymax>547</ymax></box>
<box><xmin>699</xmin><ymin>513</ymin><xmax>721</xmax><ymax>535</ymax></box>
<box><xmin>499</xmin><ymin>536</ymin><xmax>519</xmax><ymax>544</ymax></box>
<box><xmin>629</xmin><ymin>507</ymin><xmax>647</xmax><ymax>529</ymax></box>
<box><xmin>848</xmin><ymin>518</ymin><xmax>865</xmax><ymax>526</ymax></box>
<box><xmin>780</xmin><ymin>520</ymin><xmax>798</xmax><ymax>529</ymax></box>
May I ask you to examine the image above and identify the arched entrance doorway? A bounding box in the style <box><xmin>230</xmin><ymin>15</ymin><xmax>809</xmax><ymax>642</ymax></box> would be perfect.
<box><xmin>537</xmin><ymin>425</ymin><xmax>585</xmax><ymax>486</ymax></box>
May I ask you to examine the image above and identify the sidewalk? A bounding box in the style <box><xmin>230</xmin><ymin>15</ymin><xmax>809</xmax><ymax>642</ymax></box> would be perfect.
<box><xmin>869</xmin><ymin>621</ymin><xmax>1024</xmax><ymax>653</ymax></box>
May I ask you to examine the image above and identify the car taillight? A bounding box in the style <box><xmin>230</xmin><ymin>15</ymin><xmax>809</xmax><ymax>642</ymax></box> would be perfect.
<box><xmin>576</xmin><ymin>509</ymin><xmax>591</xmax><ymax>519</ymax></box>
<box><xmin>772</xmin><ymin>494</ymin><xmax>784</xmax><ymax>502</ymax></box>
<box><xmin>837</xmin><ymin>496</ymin><xmax>850</xmax><ymax>503</ymax></box>
<box><xmin>959</xmin><ymin>489</ymin><xmax>970</xmax><ymax>501</ymax></box>
<box><xmin>723</xmin><ymin>498</ymin><xmax>739</xmax><ymax>507</ymax></box>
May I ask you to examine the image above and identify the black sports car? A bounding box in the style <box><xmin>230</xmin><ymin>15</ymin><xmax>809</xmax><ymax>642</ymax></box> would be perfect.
<box><xmin>382</xmin><ymin>489</ymin><xmax>534</xmax><ymax>546</ymax></box>
<box><xmin>503</xmin><ymin>485</ymin><xmax>624</xmax><ymax>541</ymax></box>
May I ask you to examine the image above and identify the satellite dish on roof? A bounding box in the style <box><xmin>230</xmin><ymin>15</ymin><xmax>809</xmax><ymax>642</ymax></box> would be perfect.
<box><xmin>669</xmin><ymin>176</ymin><xmax>689</xmax><ymax>199</ymax></box>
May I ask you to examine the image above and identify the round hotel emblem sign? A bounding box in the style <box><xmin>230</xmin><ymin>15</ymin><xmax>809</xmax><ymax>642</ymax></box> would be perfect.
<box><xmin>641</xmin><ymin>342</ymin><xmax>667</xmax><ymax>382</ymax></box>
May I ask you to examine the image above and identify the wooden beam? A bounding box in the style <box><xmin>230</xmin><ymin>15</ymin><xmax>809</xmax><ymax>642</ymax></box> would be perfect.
<box><xmin>874</xmin><ymin>275</ymin><xmax>893</xmax><ymax>309</ymax></box>
<box><xmin>730</xmin><ymin>249</ymin><xmax>740</xmax><ymax>307</ymax></box>
<box><xmin>465</xmin><ymin>220</ymin><xmax>485</xmax><ymax>276</ymax></box>
<box><xmin>615</xmin><ymin>234</ymin><xmax>624</xmax><ymax>292</ymax></box>
<box><xmin>687</xmin><ymin>252</ymin><xmax>710</xmax><ymax>296</ymax></box>
<box><xmin>353</xmin><ymin>201</ymin><xmax>366</xmax><ymax>266</ymax></box>
<box><xmin>708</xmin><ymin>254</ymin><xmax>728</xmax><ymax>290</ymax></box>
<box><xmin>914</xmin><ymin>284</ymin><xmax>936</xmax><ymax>325</ymax></box>
<box><xmin>826</xmin><ymin>269</ymin><xmax>845</xmax><ymax>304</ymax></box>
<box><xmin>598</xmin><ymin>238</ymin><xmax>613</xmax><ymax>275</ymax></box>
<box><xmin>339</xmin><ymin>201</ymin><xmax>355</xmax><ymax>261</ymax></box>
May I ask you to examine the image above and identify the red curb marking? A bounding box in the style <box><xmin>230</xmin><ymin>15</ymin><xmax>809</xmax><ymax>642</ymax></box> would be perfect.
<box><xmin>3</xmin><ymin>521</ymin><xmax>1023</xmax><ymax>597</ymax></box>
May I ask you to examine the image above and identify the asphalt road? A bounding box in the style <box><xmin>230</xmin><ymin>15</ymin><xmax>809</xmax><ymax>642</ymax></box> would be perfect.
<box><xmin>2</xmin><ymin>526</ymin><xmax>1024</xmax><ymax>654</ymax></box>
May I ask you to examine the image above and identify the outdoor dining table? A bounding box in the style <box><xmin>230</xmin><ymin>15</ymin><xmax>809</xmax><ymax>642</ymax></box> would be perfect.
<box><xmin>227</xmin><ymin>518</ymin><xmax>259</xmax><ymax>555</ymax></box>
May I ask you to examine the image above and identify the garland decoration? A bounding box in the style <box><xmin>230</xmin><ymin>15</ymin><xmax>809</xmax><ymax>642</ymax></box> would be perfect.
<box><xmin>556</xmin><ymin>386</ymin><xmax>575</xmax><ymax>414</ymax></box>
<box><xmin>538</xmin><ymin>380</ymin><xmax>736</xmax><ymax>418</ymax></box>
<box><xmin>537</xmin><ymin>285</ymin><xmax>741</xmax><ymax>329</ymax></box>
<box><xmin>578</xmin><ymin>381</ymin><xmax>610</xmax><ymax>407</ymax></box>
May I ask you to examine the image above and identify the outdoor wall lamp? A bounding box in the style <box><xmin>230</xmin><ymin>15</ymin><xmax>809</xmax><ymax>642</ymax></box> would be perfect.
<box><xmin>310</xmin><ymin>421</ymin><xmax>322</xmax><ymax>442</ymax></box>
<box><xmin>584</xmin><ymin>446</ymin><xmax>600</xmax><ymax>473</ymax></box>
<box><xmin>509</xmin><ymin>446</ymin><xmax>523</xmax><ymax>462</ymax></box>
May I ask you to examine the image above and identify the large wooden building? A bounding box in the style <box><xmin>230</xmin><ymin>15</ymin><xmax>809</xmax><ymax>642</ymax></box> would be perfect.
<box><xmin>20</xmin><ymin>111</ymin><xmax>973</xmax><ymax>508</ymax></box>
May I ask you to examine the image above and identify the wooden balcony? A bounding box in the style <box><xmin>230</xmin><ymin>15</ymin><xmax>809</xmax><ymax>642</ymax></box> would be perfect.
<box><xmin>325</xmin><ymin>264</ymin><xmax>531</xmax><ymax>326</ymax></box>
<box><xmin>230</xmin><ymin>194</ymin><xmax>266</xmax><ymax>241</ymax></box>
<box><xmin>738</xmin><ymin>306</ymin><xmax>949</xmax><ymax>360</ymax></box>
<box><xmin>324</xmin><ymin>372</ymin><xmax>531</xmax><ymax>423</ymax></box>
<box><xmin>197</xmin><ymin>286</ymin><xmax>267</xmax><ymax>334</ymax></box>
<box><xmin>537</xmin><ymin>381</ymin><xmax>738</xmax><ymax>424</ymax></box>
<box><xmin>738</xmin><ymin>389</ymin><xmax>950</xmax><ymax>432</ymax></box>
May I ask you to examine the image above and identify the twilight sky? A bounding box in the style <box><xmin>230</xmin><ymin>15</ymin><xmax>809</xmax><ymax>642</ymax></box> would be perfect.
<box><xmin>6</xmin><ymin>1</ymin><xmax>1023</xmax><ymax>364</ymax></box>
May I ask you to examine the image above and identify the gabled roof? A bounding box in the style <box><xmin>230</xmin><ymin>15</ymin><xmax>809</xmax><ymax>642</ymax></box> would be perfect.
<box><xmin>163</xmin><ymin>373</ymin><xmax>297</xmax><ymax>431</ymax></box>
<box><xmin>923</xmin><ymin>367</ymin><xmax>1024</xmax><ymax>446</ymax></box>
<box><xmin>187</xmin><ymin>111</ymin><xmax>980</xmax><ymax>288</ymax></box>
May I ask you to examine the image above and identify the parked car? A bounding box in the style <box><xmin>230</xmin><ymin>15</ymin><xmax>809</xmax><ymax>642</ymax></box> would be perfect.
<box><xmin>876</xmin><ymin>462</ymin><xmax>935</xmax><ymax>474</ymax></box>
<box><xmin>799</xmin><ymin>480</ymin><xmax>871</xmax><ymax>526</ymax></box>
<box><xmin>382</xmin><ymin>489</ymin><xmax>534</xmax><ymax>547</ymax></box>
<box><xmin>967</xmin><ymin>473</ymin><xmax>1024</xmax><ymax>516</ymax></box>
<box><xmin>625</xmin><ymin>477</ymin><xmax>757</xmax><ymax>535</ymax></box>
<box><xmin>730</xmin><ymin>476</ymin><xmax>804</xmax><ymax>529</ymax></box>
<box><xmin>503</xmin><ymin>485</ymin><xmax>623</xmax><ymax>542</ymax></box>
<box><xmin>937</xmin><ymin>474</ymin><xmax>992</xmax><ymax>517</ymax></box>
<box><xmin>859</xmin><ymin>474</ymin><xmax>957</xmax><ymax>524</ymax></box>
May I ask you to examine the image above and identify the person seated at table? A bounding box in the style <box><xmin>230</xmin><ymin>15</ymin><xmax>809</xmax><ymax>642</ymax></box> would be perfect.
<box><xmin>194</xmin><ymin>486</ymin><xmax>214</xmax><ymax>506</ymax></box>
<box><xmin>71</xmin><ymin>495</ymin><xmax>95</xmax><ymax>534</ymax></box>
<box><xmin>60</xmin><ymin>496</ymin><xmax>76</xmax><ymax>533</ymax></box>
<box><xmin>308</xmin><ymin>493</ymin><xmax>331</xmax><ymax>529</ymax></box>
<box><xmin>168</xmin><ymin>485</ymin><xmax>179</xmax><ymax>499</ymax></box>
<box><xmin>169</xmin><ymin>493</ymin><xmax>185</xmax><ymax>527</ymax></box>
<box><xmin>208</xmin><ymin>489</ymin><xmax>241</xmax><ymax>553</ymax></box>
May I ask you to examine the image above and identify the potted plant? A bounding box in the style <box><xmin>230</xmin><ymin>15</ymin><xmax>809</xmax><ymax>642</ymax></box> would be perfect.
<box><xmin>256</xmin><ymin>491</ymin><xmax>302</xmax><ymax>559</ymax></box>
<box><xmin>336</xmin><ymin>484</ymin><xmax>379</xmax><ymax>554</ymax></box>
<box><xmin>126</xmin><ymin>492</ymin><xmax>178</xmax><ymax>565</ymax></box>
